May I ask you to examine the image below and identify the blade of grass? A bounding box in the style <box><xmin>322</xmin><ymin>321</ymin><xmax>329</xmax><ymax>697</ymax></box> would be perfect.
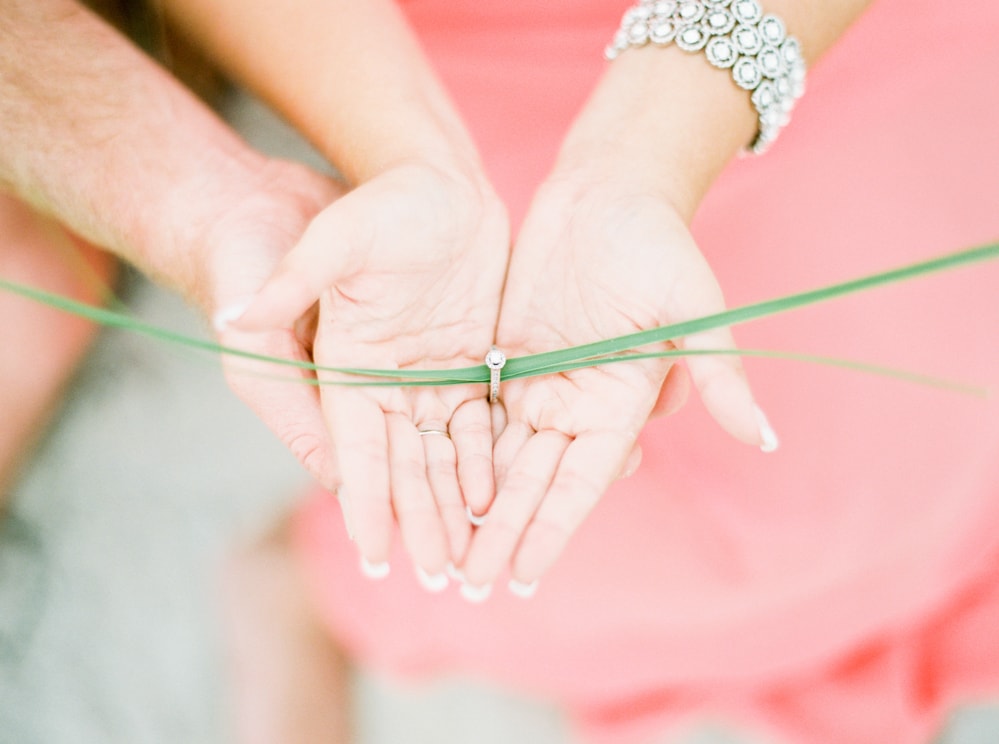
<box><xmin>2</xmin><ymin>239</ymin><xmax>996</xmax><ymax>388</ymax></box>
<box><xmin>502</xmin><ymin>240</ymin><xmax>999</xmax><ymax>377</ymax></box>
<box><xmin>503</xmin><ymin>348</ymin><xmax>990</xmax><ymax>397</ymax></box>
<box><xmin>0</xmin><ymin>277</ymin><xmax>479</xmax><ymax>383</ymax></box>
<box><xmin>225</xmin><ymin>346</ymin><xmax>989</xmax><ymax>397</ymax></box>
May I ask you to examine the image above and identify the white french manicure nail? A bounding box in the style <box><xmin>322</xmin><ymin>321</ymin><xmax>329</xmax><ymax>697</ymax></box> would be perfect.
<box><xmin>754</xmin><ymin>405</ymin><xmax>780</xmax><ymax>453</ymax></box>
<box><xmin>508</xmin><ymin>579</ymin><xmax>539</xmax><ymax>599</ymax></box>
<box><xmin>459</xmin><ymin>582</ymin><xmax>492</xmax><ymax>603</ymax></box>
<box><xmin>211</xmin><ymin>300</ymin><xmax>251</xmax><ymax>332</ymax></box>
<box><xmin>416</xmin><ymin>566</ymin><xmax>449</xmax><ymax>593</ymax></box>
<box><xmin>360</xmin><ymin>557</ymin><xmax>390</xmax><ymax>580</ymax></box>
<box><xmin>466</xmin><ymin>505</ymin><xmax>488</xmax><ymax>527</ymax></box>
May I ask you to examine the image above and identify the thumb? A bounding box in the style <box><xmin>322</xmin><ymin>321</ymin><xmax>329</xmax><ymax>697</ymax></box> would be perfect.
<box><xmin>666</xmin><ymin>259</ymin><xmax>778</xmax><ymax>453</ymax></box>
<box><xmin>222</xmin><ymin>206</ymin><xmax>355</xmax><ymax>332</ymax></box>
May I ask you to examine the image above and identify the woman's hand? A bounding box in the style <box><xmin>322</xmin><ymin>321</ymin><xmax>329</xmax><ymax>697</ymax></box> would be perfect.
<box><xmin>231</xmin><ymin>160</ymin><xmax>510</xmax><ymax>584</ymax></box>
<box><xmin>459</xmin><ymin>166</ymin><xmax>775</xmax><ymax>593</ymax></box>
<box><xmin>453</xmin><ymin>0</ymin><xmax>880</xmax><ymax>590</ymax></box>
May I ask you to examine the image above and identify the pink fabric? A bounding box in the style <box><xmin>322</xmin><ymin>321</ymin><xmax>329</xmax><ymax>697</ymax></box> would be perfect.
<box><xmin>294</xmin><ymin>2</ymin><xmax>999</xmax><ymax>742</ymax></box>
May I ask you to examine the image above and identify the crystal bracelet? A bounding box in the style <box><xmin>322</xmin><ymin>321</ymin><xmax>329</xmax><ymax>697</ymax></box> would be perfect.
<box><xmin>605</xmin><ymin>0</ymin><xmax>806</xmax><ymax>154</ymax></box>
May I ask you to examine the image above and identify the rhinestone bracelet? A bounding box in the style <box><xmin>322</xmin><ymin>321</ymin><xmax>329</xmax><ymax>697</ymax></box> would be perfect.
<box><xmin>605</xmin><ymin>0</ymin><xmax>805</xmax><ymax>154</ymax></box>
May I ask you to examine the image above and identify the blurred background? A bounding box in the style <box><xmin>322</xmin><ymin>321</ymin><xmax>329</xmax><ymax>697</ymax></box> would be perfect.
<box><xmin>1</xmin><ymin>57</ymin><xmax>998</xmax><ymax>744</ymax></box>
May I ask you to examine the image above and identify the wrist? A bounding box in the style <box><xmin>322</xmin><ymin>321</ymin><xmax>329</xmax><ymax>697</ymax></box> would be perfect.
<box><xmin>555</xmin><ymin>46</ymin><xmax>756</xmax><ymax>223</ymax></box>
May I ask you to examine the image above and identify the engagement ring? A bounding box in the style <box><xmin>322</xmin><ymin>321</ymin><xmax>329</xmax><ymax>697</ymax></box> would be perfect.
<box><xmin>484</xmin><ymin>346</ymin><xmax>506</xmax><ymax>404</ymax></box>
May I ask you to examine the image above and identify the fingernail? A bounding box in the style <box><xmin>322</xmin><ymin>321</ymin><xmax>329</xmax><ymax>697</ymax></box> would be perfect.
<box><xmin>466</xmin><ymin>505</ymin><xmax>488</xmax><ymax>527</ymax></box>
<box><xmin>415</xmin><ymin>566</ymin><xmax>449</xmax><ymax>593</ymax></box>
<box><xmin>754</xmin><ymin>405</ymin><xmax>780</xmax><ymax>453</ymax></box>
<box><xmin>336</xmin><ymin>490</ymin><xmax>354</xmax><ymax>541</ymax></box>
<box><xmin>211</xmin><ymin>300</ymin><xmax>252</xmax><ymax>332</ymax></box>
<box><xmin>445</xmin><ymin>562</ymin><xmax>465</xmax><ymax>582</ymax></box>
<box><xmin>460</xmin><ymin>582</ymin><xmax>492</xmax><ymax>603</ymax></box>
<box><xmin>508</xmin><ymin>579</ymin><xmax>539</xmax><ymax>599</ymax></box>
<box><xmin>360</xmin><ymin>557</ymin><xmax>390</xmax><ymax>580</ymax></box>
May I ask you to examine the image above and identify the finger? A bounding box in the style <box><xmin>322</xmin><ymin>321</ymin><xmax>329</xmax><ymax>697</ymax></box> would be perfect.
<box><xmin>418</xmin><ymin>424</ymin><xmax>472</xmax><ymax>565</ymax></box>
<box><xmin>461</xmin><ymin>430</ymin><xmax>570</xmax><ymax>588</ymax></box>
<box><xmin>510</xmin><ymin>430</ymin><xmax>633</xmax><ymax>585</ymax></box>
<box><xmin>492</xmin><ymin>419</ymin><xmax>535</xmax><ymax>497</ymax></box>
<box><xmin>682</xmin><ymin>330</ymin><xmax>777</xmax><ymax>451</ymax></box>
<box><xmin>450</xmin><ymin>397</ymin><xmax>495</xmax><ymax>522</ymax></box>
<box><xmin>231</xmin><ymin>209</ymin><xmax>354</xmax><ymax>331</ymax></box>
<box><xmin>324</xmin><ymin>388</ymin><xmax>393</xmax><ymax>571</ymax></box>
<box><xmin>220</xmin><ymin>329</ymin><xmax>339</xmax><ymax>490</ymax></box>
<box><xmin>387</xmin><ymin>413</ymin><xmax>450</xmax><ymax>578</ymax></box>
<box><xmin>649</xmin><ymin>362</ymin><xmax>691</xmax><ymax>419</ymax></box>
<box><xmin>666</xmin><ymin>263</ymin><xmax>771</xmax><ymax>449</ymax></box>
<box><xmin>490</xmin><ymin>400</ymin><xmax>508</xmax><ymax>443</ymax></box>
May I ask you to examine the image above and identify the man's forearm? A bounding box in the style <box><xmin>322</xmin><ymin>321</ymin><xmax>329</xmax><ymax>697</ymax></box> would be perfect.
<box><xmin>0</xmin><ymin>0</ymin><xmax>265</xmax><ymax>284</ymax></box>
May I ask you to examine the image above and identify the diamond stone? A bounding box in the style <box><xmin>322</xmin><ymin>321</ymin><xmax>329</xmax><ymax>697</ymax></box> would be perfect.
<box><xmin>705</xmin><ymin>36</ymin><xmax>737</xmax><ymax>68</ymax></box>
<box><xmin>732</xmin><ymin>56</ymin><xmax>762</xmax><ymax>89</ymax></box>
<box><xmin>758</xmin><ymin>15</ymin><xmax>786</xmax><ymax>45</ymax></box>
<box><xmin>732</xmin><ymin>24</ymin><xmax>763</xmax><ymax>55</ymax></box>
<box><xmin>624</xmin><ymin>5</ymin><xmax>654</xmax><ymax>24</ymax></box>
<box><xmin>485</xmin><ymin>348</ymin><xmax>506</xmax><ymax>370</ymax></box>
<box><xmin>650</xmin><ymin>20</ymin><xmax>677</xmax><ymax>44</ymax></box>
<box><xmin>676</xmin><ymin>1</ymin><xmax>706</xmax><ymax>24</ymax></box>
<box><xmin>703</xmin><ymin>9</ymin><xmax>735</xmax><ymax>34</ymax></box>
<box><xmin>757</xmin><ymin>46</ymin><xmax>784</xmax><ymax>78</ymax></box>
<box><xmin>652</xmin><ymin>0</ymin><xmax>678</xmax><ymax>16</ymax></box>
<box><xmin>751</xmin><ymin>79</ymin><xmax>777</xmax><ymax>111</ymax></box>
<box><xmin>731</xmin><ymin>0</ymin><xmax>762</xmax><ymax>24</ymax></box>
<box><xmin>781</xmin><ymin>37</ymin><xmax>802</xmax><ymax>65</ymax></box>
<box><xmin>675</xmin><ymin>24</ymin><xmax>709</xmax><ymax>51</ymax></box>
<box><xmin>627</xmin><ymin>21</ymin><xmax>650</xmax><ymax>44</ymax></box>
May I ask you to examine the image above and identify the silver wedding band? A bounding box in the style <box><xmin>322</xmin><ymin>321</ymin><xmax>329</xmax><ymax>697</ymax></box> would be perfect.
<box><xmin>484</xmin><ymin>346</ymin><xmax>507</xmax><ymax>404</ymax></box>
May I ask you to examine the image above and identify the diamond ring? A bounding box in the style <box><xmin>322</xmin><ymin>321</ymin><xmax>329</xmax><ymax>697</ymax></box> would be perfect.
<box><xmin>484</xmin><ymin>346</ymin><xmax>507</xmax><ymax>404</ymax></box>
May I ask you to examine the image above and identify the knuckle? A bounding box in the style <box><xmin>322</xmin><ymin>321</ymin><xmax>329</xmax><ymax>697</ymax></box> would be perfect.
<box><xmin>487</xmin><ymin>514</ymin><xmax>530</xmax><ymax>543</ymax></box>
<box><xmin>554</xmin><ymin>468</ymin><xmax>604</xmax><ymax>504</ymax></box>
<box><xmin>524</xmin><ymin>516</ymin><xmax>572</xmax><ymax>551</ymax></box>
<box><xmin>500</xmin><ymin>470</ymin><xmax>551</xmax><ymax>498</ymax></box>
<box><xmin>394</xmin><ymin>454</ymin><xmax>428</xmax><ymax>483</ymax></box>
<box><xmin>427</xmin><ymin>458</ymin><xmax>458</xmax><ymax>487</ymax></box>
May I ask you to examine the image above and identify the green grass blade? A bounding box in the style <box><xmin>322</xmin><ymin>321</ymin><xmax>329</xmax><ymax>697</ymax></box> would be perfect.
<box><xmin>503</xmin><ymin>348</ymin><xmax>990</xmax><ymax>397</ymax></box>
<box><xmin>502</xmin><ymin>241</ymin><xmax>999</xmax><ymax>376</ymax></box>
<box><xmin>0</xmin><ymin>278</ymin><xmax>482</xmax><ymax>382</ymax></box>
<box><xmin>2</xmin><ymin>239</ymin><xmax>996</xmax><ymax>390</ymax></box>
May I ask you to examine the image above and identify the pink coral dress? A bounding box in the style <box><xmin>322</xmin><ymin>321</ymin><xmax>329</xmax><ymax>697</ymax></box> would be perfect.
<box><xmin>294</xmin><ymin>2</ymin><xmax>999</xmax><ymax>742</ymax></box>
